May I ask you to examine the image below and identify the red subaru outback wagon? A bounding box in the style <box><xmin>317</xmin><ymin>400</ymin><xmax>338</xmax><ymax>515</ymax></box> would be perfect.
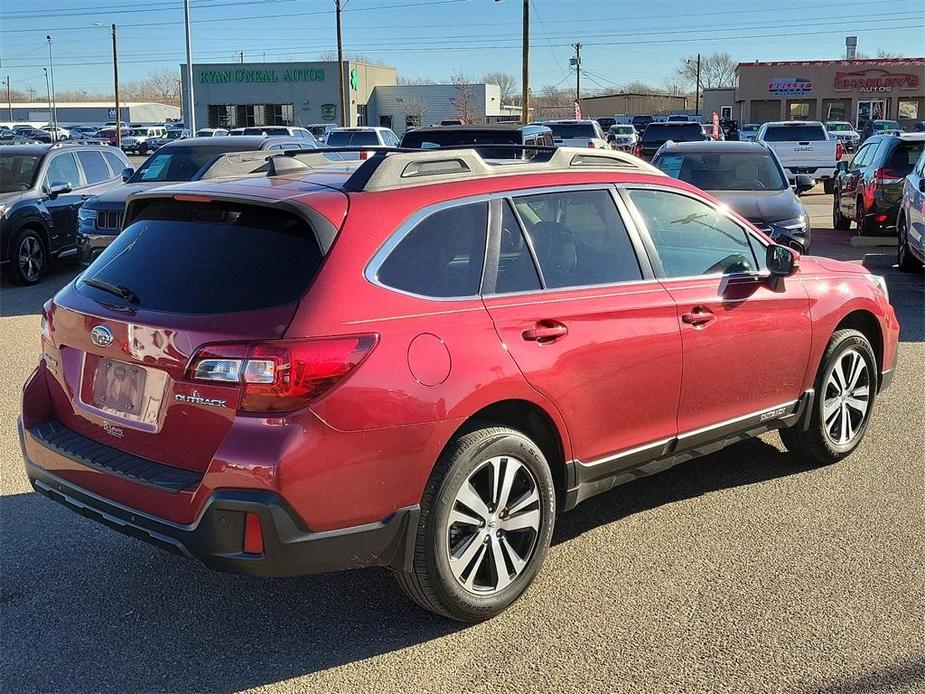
<box><xmin>20</xmin><ymin>147</ymin><xmax>898</xmax><ymax>622</ymax></box>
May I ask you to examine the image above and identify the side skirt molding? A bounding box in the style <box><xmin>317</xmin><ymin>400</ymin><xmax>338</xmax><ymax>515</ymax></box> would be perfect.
<box><xmin>562</xmin><ymin>391</ymin><xmax>814</xmax><ymax>510</ymax></box>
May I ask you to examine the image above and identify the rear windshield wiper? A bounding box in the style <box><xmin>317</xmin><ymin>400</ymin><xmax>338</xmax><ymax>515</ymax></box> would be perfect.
<box><xmin>82</xmin><ymin>277</ymin><xmax>140</xmax><ymax>304</ymax></box>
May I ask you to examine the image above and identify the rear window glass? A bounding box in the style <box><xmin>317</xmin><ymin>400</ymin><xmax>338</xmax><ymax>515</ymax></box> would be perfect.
<box><xmin>376</xmin><ymin>202</ymin><xmax>488</xmax><ymax>297</ymax></box>
<box><xmin>326</xmin><ymin>131</ymin><xmax>380</xmax><ymax>147</ymax></box>
<box><xmin>545</xmin><ymin>123</ymin><xmax>597</xmax><ymax>139</ymax></box>
<box><xmin>885</xmin><ymin>141</ymin><xmax>925</xmax><ymax>175</ymax></box>
<box><xmin>761</xmin><ymin>125</ymin><xmax>827</xmax><ymax>141</ymax></box>
<box><xmin>654</xmin><ymin>151</ymin><xmax>787</xmax><ymax>191</ymax></box>
<box><xmin>642</xmin><ymin>124</ymin><xmax>704</xmax><ymax>142</ymax></box>
<box><xmin>243</xmin><ymin>127</ymin><xmax>288</xmax><ymax>136</ymax></box>
<box><xmin>78</xmin><ymin>200</ymin><xmax>322</xmax><ymax>314</ymax></box>
<box><xmin>401</xmin><ymin>129</ymin><xmax>523</xmax><ymax>159</ymax></box>
<box><xmin>130</xmin><ymin>147</ymin><xmax>226</xmax><ymax>182</ymax></box>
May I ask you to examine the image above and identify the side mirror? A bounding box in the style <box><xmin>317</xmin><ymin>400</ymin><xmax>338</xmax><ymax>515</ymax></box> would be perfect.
<box><xmin>121</xmin><ymin>167</ymin><xmax>135</xmax><ymax>182</ymax></box>
<box><xmin>47</xmin><ymin>181</ymin><xmax>72</xmax><ymax>199</ymax></box>
<box><xmin>836</xmin><ymin>160</ymin><xmax>849</xmax><ymax>173</ymax></box>
<box><xmin>793</xmin><ymin>174</ymin><xmax>815</xmax><ymax>195</ymax></box>
<box><xmin>767</xmin><ymin>244</ymin><xmax>800</xmax><ymax>277</ymax></box>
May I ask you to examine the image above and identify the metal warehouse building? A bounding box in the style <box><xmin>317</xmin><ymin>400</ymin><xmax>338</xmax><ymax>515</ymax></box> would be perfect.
<box><xmin>703</xmin><ymin>58</ymin><xmax>924</xmax><ymax>128</ymax></box>
<box><xmin>181</xmin><ymin>60</ymin><xmax>519</xmax><ymax>135</ymax></box>
<box><xmin>2</xmin><ymin>101</ymin><xmax>180</xmax><ymax>127</ymax></box>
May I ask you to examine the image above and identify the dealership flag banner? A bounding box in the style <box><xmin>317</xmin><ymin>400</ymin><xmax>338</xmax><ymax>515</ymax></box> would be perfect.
<box><xmin>574</xmin><ymin>101</ymin><xmax>582</xmax><ymax>120</ymax></box>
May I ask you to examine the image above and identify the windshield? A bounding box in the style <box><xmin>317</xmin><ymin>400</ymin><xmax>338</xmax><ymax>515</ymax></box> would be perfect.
<box><xmin>400</xmin><ymin>129</ymin><xmax>523</xmax><ymax>158</ymax></box>
<box><xmin>129</xmin><ymin>146</ymin><xmax>225</xmax><ymax>183</ymax></box>
<box><xmin>325</xmin><ymin>131</ymin><xmax>380</xmax><ymax>146</ymax></box>
<box><xmin>826</xmin><ymin>122</ymin><xmax>853</xmax><ymax>132</ymax></box>
<box><xmin>610</xmin><ymin>126</ymin><xmax>635</xmax><ymax>135</ymax></box>
<box><xmin>654</xmin><ymin>151</ymin><xmax>787</xmax><ymax>191</ymax></box>
<box><xmin>164</xmin><ymin>130</ymin><xmax>184</xmax><ymax>140</ymax></box>
<box><xmin>741</xmin><ymin>124</ymin><xmax>759</xmax><ymax>132</ymax></box>
<box><xmin>78</xmin><ymin>200</ymin><xmax>323</xmax><ymax>314</ymax></box>
<box><xmin>874</xmin><ymin>121</ymin><xmax>902</xmax><ymax>131</ymax></box>
<box><xmin>642</xmin><ymin>124</ymin><xmax>705</xmax><ymax>143</ymax></box>
<box><xmin>761</xmin><ymin>124</ymin><xmax>827</xmax><ymax>141</ymax></box>
<box><xmin>545</xmin><ymin>123</ymin><xmax>597</xmax><ymax>139</ymax></box>
<box><xmin>0</xmin><ymin>154</ymin><xmax>41</xmax><ymax>193</ymax></box>
<box><xmin>130</xmin><ymin>128</ymin><xmax>148</xmax><ymax>136</ymax></box>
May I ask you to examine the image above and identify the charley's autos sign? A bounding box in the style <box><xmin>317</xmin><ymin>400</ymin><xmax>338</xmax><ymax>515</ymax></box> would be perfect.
<box><xmin>199</xmin><ymin>67</ymin><xmax>326</xmax><ymax>84</ymax></box>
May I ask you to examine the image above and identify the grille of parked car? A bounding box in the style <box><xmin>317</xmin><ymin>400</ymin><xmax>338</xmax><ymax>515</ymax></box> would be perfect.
<box><xmin>96</xmin><ymin>210</ymin><xmax>123</xmax><ymax>231</ymax></box>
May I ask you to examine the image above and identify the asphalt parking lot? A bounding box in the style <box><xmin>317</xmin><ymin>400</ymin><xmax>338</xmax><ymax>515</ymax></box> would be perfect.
<box><xmin>1</xmin><ymin>187</ymin><xmax>923</xmax><ymax>693</ymax></box>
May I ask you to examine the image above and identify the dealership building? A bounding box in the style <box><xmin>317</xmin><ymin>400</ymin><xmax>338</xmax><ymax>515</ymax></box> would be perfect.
<box><xmin>702</xmin><ymin>58</ymin><xmax>925</xmax><ymax>128</ymax></box>
<box><xmin>181</xmin><ymin>60</ymin><xmax>519</xmax><ymax>135</ymax></box>
<box><xmin>2</xmin><ymin>101</ymin><xmax>180</xmax><ymax>127</ymax></box>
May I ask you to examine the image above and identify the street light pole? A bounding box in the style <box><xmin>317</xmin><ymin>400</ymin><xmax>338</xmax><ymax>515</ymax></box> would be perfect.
<box><xmin>335</xmin><ymin>0</ymin><xmax>347</xmax><ymax>127</ymax></box>
<box><xmin>112</xmin><ymin>24</ymin><xmax>121</xmax><ymax>147</ymax></box>
<box><xmin>4</xmin><ymin>76</ymin><xmax>12</xmax><ymax>121</ymax></box>
<box><xmin>521</xmin><ymin>0</ymin><xmax>529</xmax><ymax>124</ymax></box>
<box><xmin>183</xmin><ymin>0</ymin><xmax>196</xmax><ymax>133</ymax></box>
<box><xmin>43</xmin><ymin>68</ymin><xmax>51</xmax><ymax>133</ymax></box>
<box><xmin>46</xmin><ymin>36</ymin><xmax>58</xmax><ymax>139</ymax></box>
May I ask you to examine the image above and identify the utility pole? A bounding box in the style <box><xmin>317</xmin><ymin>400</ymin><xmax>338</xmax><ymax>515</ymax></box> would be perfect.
<box><xmin>695</xmin><ymin>52</ymin><xmax>701</xmax><ymax>116</ymax></box>
<box><xmin>521</xmin><ymin>0</ymin><xmax>529</xmax><ymax>124</ymax></box>
<box><xmin>43</xmin><ymin>68</ymin><xmax>51</xmax><ymax>132</ymax></box>
<box><xmin>573</xmin><ymin>42</ymin><xmax>582</xmax><ymax>108</ymax></box>
<box><xmin>4</xmin><ymin>76</ymin><xmax>12</xmax><ymax>121</ymax></box>
<box><xmin>335</xmin><ymin>0</ymin><xmax>347</xmax><ymax>127</ymax></box>
<box><xmin>46</xmin><ymin>36</ymin><xmax>58</xmax><ymax>139</ymax></box>
<box><xmin>183</xmin><ymin>0</ymin><xmax>196</xmax><ymax>133</ymax></box>
<box><xmin>112</xmin><ymin>25</ymin><xmax>121</xmax><ymax>147</ymax></box>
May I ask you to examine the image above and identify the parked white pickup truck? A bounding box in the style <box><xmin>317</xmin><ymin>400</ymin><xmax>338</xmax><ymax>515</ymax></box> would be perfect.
<box><xmin>757</xmin><ymin>121</ymin><xmax>839</xmax><ymax>194</ymax></box>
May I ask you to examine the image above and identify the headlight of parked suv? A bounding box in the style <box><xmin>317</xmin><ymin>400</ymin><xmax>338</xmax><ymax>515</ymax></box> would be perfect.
<box><xmin>773</xmin><ymin>215</ymin><xmax>807</xmax><ymax>232</ymax></box>
<box><xmin>77</xmin><ymin>207</ymin><xmax>97</xmax><ymax>225</ymax></box>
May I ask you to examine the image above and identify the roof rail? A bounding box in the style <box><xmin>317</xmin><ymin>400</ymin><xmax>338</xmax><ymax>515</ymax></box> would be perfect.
<box><xmin>332</xmin><ymin>146</ymin><xmax>665</xmax><ymax>192</ymax></box>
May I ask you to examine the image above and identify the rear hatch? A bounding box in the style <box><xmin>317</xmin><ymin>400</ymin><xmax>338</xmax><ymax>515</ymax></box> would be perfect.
<box><xmin>761</xmin><ymin>124</ymin><xmax>835</xmax><ymax>169</ymax></box>
<box><xmin>44</xmin><ymin>193</ymin><xmax>341</xmax><ymax>474</ymax></box>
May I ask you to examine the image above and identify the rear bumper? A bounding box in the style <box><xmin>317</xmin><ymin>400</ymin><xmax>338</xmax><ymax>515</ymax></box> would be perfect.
<box><xmin>19</xmin><ymin>418</ymin><xmax>418</xmax><ymax>577</ymax></box>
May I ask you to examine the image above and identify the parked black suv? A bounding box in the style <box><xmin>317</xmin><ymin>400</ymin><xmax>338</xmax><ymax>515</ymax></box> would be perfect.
<box><xmin>833</xmin><ymin>133</ymin><xmax>925</xmax><ymax>234</ymax></box>
<box><xmin>635</xmin><ymin>122</ymin><xmax>707</xmax><ymax>161</ymax></box>
<box><xmin>399</xmin><ymin>124</ymin><xmax>554</xmax><ymax>159</ymax></box>
<box><xmin>1</xmin><ymin>143</ymin><xmax>130</xmax><ymax>284</ymax></box>
<box><xmin>77</xmin><ymin>136</ymin><xmax>319</xmax><ymax>266</ymax></box>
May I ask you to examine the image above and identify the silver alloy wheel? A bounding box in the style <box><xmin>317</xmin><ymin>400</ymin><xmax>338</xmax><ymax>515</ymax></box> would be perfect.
<box><xmin>445</xmin><ymin>455</ymin><xmax>541</xmax><ymax>595</ymax></box>
<box><xmin>823</xmin><ymin>348</ymin><xmax>870</xmax><ymax>446</ymax></box>
<box><xmin>18</xmin><ymin>235</ymin><xmax>45</xmax><ymax>282</ymax></box>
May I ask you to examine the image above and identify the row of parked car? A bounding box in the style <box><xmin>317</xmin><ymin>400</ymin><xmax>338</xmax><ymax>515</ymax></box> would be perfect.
<box><xmin>17</xmin><ymin>130</ymin><xmax>901</xmax><ymax>623</ymax></box>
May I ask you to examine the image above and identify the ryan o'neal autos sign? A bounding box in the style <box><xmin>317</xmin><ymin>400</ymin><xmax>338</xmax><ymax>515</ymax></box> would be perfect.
<box><xmin>199</xmin><ymin>67</ymin><xmax>326</xmax><ymax>84</ymax></box>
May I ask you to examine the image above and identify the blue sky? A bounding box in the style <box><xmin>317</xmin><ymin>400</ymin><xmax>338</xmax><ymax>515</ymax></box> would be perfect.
<box><xmin>2</xmin><ymin>0</ymin><xmax>923</xmax><ymax>97</ymax></box>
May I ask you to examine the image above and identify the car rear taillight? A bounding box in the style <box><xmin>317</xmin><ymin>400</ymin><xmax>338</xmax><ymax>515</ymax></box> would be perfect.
<box><xmin>835</xmin><ymin>141</ymin><xmax>844</xmax><ymax>161</ymax></box>
<box><xmin>874</xmin><ymin>167</ymin><xmax>904</xmax><ymax>185</ymax></box>
<box><xmin>359</xmin><ymin>150</ymin><xmax>369</xmax><ymax>160</ymax></box>
<box><xmin>188</xmin><ymin>335</ymin><xmax>377</xmax><ymax>413</ymax></box>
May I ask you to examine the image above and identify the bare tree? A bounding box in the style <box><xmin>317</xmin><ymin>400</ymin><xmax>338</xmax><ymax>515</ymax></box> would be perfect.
<box><xmin>122</xmin><ymin>69</ymin><xmax>181</xmax><ymax>105</ymax></box>
<box><xmin>450</xmin><ymin>72</ymin><xmax>475</xmax><ymax>123</ymax></box>
<box><xmin>404</xmin><ymin>95</ymin><xmax>429</xmax><ymax>127</ymax></box>
<box><xmin>319</xmin><ymin>51</ymin><xmax>371</xmax><ymax>63</ymax></box>
<box><xmin>397</xmin><ymin>75</ymin><xmax>438</xmax><ymax>85</ymax></box>
<box><xmin>676</xmin><ymin>52</ymin><xmax>737</xmax><ymax>89</ymax></box>
<box><xmin>483</xmin><ymin>71</ymin><xmax>517</xmax><ymax>104</ymax></box>
<box><xmin>849</xmin><ymin>48</ymin><xmax>905</xmax><ymax>59</ymax></box>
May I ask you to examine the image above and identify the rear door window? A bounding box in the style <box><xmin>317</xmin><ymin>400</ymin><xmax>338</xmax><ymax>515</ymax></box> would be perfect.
<box><xmin>76</xmin><ymin>150</ymin><xmax>112</xmax><ymax>184</ymax></box>
<box><xmin>375</xmin><ymin>202</ymin><xmax>488</xmax><ymax>298</ymax></box>
<box><xmin>512</xmin><ymin>189</ymin><xmax>642</xmax><ymax>289</ymax></box>
<box><xmin>77</xmin><ymin>200</ymin><xmax>323</xmax><ymax>314</ymax></box>
<box><xmin>102</xmin><ymin>150</ymin><xmax>127</xmax><ymax>175</ymax></box>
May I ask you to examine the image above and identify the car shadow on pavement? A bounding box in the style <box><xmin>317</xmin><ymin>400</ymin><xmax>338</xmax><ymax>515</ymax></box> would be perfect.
<box><xmin>798</xmin><ymin>653</ymin><xmax>925</xmax><ymax>693</ymax></box>
<box><xmin>0</xmin><ymin>263</ymin><xmax>79</xmax><ymax>318</ymax></box>
<box><xmin>2</xmin><ymin>435</ymin><xmax>811</xmax><ymax>693</ymax></box>
<box><xmin>0</xmin><ymin>490</ymin><xmax>463</xmax><ymax>693</ymax></box>
<box><xmin>553</xmin><ymin>436</ymin><xmax>802</xmax><ymax>546</ymax></box>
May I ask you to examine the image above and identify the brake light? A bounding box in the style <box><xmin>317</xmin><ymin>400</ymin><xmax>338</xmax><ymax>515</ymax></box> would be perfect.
<box><xmin>40</xmin><ymin>301</ymin><xmax>53</xmax><ymax>348</ymax></box>
<box><xmin>188</xmin><ymin>335</ymin><xmax>377</xmax><ymax>413</ymax></box>
<box><xmin>874</xmin><ymin>167</ymin><xmax>904</xmax><ymax>184</ymax></box>
<box><xmin>174</xmin><ymin>194</ymin><xmax>212</xmax><ymax>203</ymax></box>
<box><xmin>359</xmin><ymin>150</ymin><xmax>369</xmax><ymax>160</ymax></box>
<box><xmin>835</xmin><ymin>141</ymin><xmax>844</xmax><ymax>161</ymax></box>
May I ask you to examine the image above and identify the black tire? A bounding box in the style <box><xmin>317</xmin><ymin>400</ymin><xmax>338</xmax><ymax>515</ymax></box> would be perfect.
<box><xmin>823</xmin><ymin>179</ymin><xmax>835</xmax><ymax>195</ymax></box>
<box><xmin>833</xmin><ymin>195</ymin><xmax>851</xmax><ymax>231</ymax></box>
<box><xmin>7</xmin><ymin>227</ymin><xmax>48</xmax><ymax>285</ymax></box>
<box><xmin>856</xmin><ymin>198</ymin><xmax>874</xmax><ymax>236</ymax></box>
<box><xmin>897</xmin><ymin>213</ymin><xmax>923</xmax><ymax>272</ymax></box>
<box><xmin>780</xmin><ymin>329</ymin><xmax>877</xmax><ymax>466</ymax></box>
<box><xmin>397</xmin><ymin>425</ymin><xmax>556</xmax><ymax>622</ymax></box>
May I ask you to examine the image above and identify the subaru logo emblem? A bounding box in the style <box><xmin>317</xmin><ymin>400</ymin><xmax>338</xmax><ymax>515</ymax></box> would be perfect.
<box><xmin>90</xmin><ymin>324</ymin><xmax>114</xmax><ymax>348</ymax></box>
